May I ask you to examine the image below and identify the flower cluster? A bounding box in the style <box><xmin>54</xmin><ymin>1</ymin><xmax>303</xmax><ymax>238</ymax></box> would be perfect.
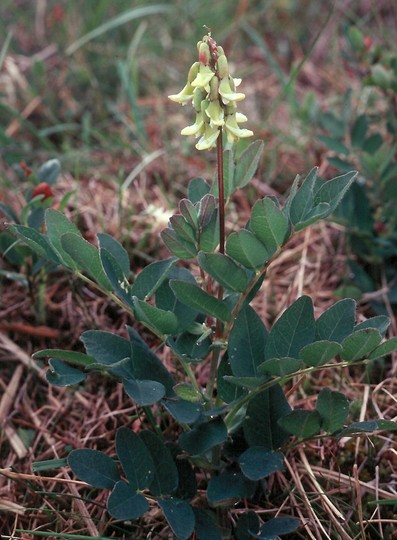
<box><xmin>169</xmin><ymin>33</ymin><xmax>253</xmax><ymax>150</ymax></box>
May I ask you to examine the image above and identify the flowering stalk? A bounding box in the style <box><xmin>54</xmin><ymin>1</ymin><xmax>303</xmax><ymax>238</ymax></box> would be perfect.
<box><xmin>169</xmin><ymin>32</ymin><xmax>253</xmax><ymax>397</ymax></box>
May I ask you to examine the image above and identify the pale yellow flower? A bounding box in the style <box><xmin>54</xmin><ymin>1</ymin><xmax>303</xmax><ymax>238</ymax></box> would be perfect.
<box><xmin>196</xmin><ymin>123</ymin><xmax>220</xmax><ymax>150</ymax></box>
<box><xmin>219</xmin><ymin>76</ymin><xmax>245</xmax><ymax>104</ymax></box>
<box><xmin>224</xmin><ymin>113</ymin><xmax>253</xmax><ymax>144</ymax></box>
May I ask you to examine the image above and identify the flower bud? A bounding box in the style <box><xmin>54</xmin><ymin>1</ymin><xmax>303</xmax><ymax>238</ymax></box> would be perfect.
<box><xmin>198</xmin><ymin>42</ymin><xmax>211</xmax><ymax>65</ymax></box>
<box><xmin>217</xmin><ymin>54</ymin><xmax>229</xmax><ymax>79</ymax></box>
<box><xmin>187</xmin><ymin>62</ymin><xmax>200</xmax><ymax>83</ymax></box>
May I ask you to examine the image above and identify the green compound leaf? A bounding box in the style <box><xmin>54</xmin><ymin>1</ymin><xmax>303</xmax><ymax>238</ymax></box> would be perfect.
<box><xmin>46</xmin><ymin>358</ymin><xmax>86</xmax><ymax>387</ymax></box>
<box><xmin>289</xmin><ymin>167</ymin><xmax>319</xmax><ymax>226</ymax></box>
<box><xmin>162</xmin><ymin>398</ymin><xmax>202</xmax><ymax>425</ymax></box>
<box><xmin>132</xmin><ymin>297</ymin><xmax>179</xmax><ymax>335</ymax></box>
<box><xmin>158</xmin><ymin>498</ymin><xmax>195</xmax><ymax>540</ymax></box>
<box><xmin>131</xmin><ymin>257</ymin><xmax>177</xmax><ymax>300</ymax></box>
<box><xmin>252</xmin><ymin>517</ymin><xmax>300</xmax><ymax>539</ymax></box>
<box><xmin>107</xmin><ymin>481</ymin><xmax>149</xmax><ymax>520</ymax></box>
<box><xmin>140</xmin><ymin>430</ymin><xmax>179</xmax><ymax>497</ymax></box>
<box><xmin>299</xmin><ymin>340</ymin><xmax>342</xmax><ymax>367</ymax></box>
<box><xmin>161</xmin><ymin>228</ymin><xmax>197</xmax><ymax>259</ymax></box>
<box><xmin>207</xmin><ymin>472</ymin><xmax>256</xmax><ymax>506</ymax></box>
<box><xmin>316</xmin><ymin>388</ymin><xmax>349</xmax><ymax>434</ymax></box>
<box><xmin>228</xmin><ymin>306</ymin><xmax>268</xmax><ymax>377</ymax></box>
<box><xmin>249</xmin><ymin>197</ymin><xmax>289</xmax><ymax>256</ymax></box>
<box><xmin>123</xmin><ymin>378</ymin><xmax>166</xmax><ymax>406</ymax></box>
<box><xmin>234</xmin><ymin>140</ymin><xmax>264</xmax><ymax>190</ymax></box>
<box><xmin>61</xmin><ymin>232</ymin><xmax>112</xmax><ymax>290</ymax></box>
<box><xmin>226</xmin><ymin>229</ymin><xmax>269</xmax><ymax>269</ymax></box>
<box><xmin>243</xmin><ymin>386</ymin><xmax>291</xmax><ymax>450</ymax></box>
<box><xmin>170</xmin><ymin>280</ymin><xmax>232</xmax><ymax>322</ymax></box>
<box><xmin>179</xmin><ymin>417</ymin><xmax>227</xmax><ymax>455</ymax></box>
<box><xmin>340</xmin><ymin>328</ymin><xmax>382</xmax><ymax>362</ymax></box>
<box><xmin>68</xmin><ymin>449</ymin><xmax>120</xmax><ymax>489</ymax></box>
<box><xmin>8</xmin><ymin>224</ymin><xmax>60</xmax><ymax>263</ymax></box>
<box><xmin>45</xmin><ymin>209</ymin><xmax>81</xmax><ymax>269</ymax></box>
<box><xmin>169</xmin><ymin>214</ymin><xmax>197</xmax><ymax>244</ymax></box>
<box><xmin>115</xmin><ymin>427</ymin><xmax>154</xmax><ymax>491</ymax></box>
<box><xmin>198</xmin><ymin>252</ymin><xmax>248</xmax><ymax>293</ymax></box>
<box><xmin>33</xmin><ymin>349</ymin><xmax>95</xmax><ymax>367</ymax></box>
<box><xmin>235</xmin><ymin>511</ymin><xmax>260</xmax><ymax>540</ymax></box>
<box><xmin>316</xmin><ymin>299</ymin><xmax>356</xmax><ymax>342</ymax></box>
<box><xmin>278</xmin><ymin>410</ymin><xmax>322</xmax><ymax>439</ymax></box>
<box><xmin>368</xmin><ymin>336</ymin><xmax>397</xmax><ymax>360</ymax></box>
<box><xmin>265</xmin><ymin>296</ymin><xmax>315</xmax><ymax>359</ymax></box>
<box><xmin>239</xmin><ymin>447</ymin><xmax>284</xmax><ymax>481</ymax></box>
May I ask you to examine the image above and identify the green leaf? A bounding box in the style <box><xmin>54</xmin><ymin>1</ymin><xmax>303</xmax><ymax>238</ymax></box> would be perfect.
<box><xmin>123</xmin><ymin>378</ymin><xmax>166</xmax><ymax>406</ymax></box>
<box><xmin>173</xmin><ymin>383</ymin><xmax>203</xmax><ymax>403</ymax></box>
<box><xmin>170</xmin><ymin>280</ymin><xmax>232</xmax><ymax>322</ymax></box>
<box><xmin>320</xmin><ymin>111</ymin><xmax>346</xmax><ymax>138</ymax></box>
<box><xmin>243</xmin><ymin>386</ymin><xmax>291</xmax><ymax>450</ymax></box>
<box><xmin>161</xmin><ymin>228</ymin><xmax>197</xmax><ymax>259</ymax></box>
<box><xmin>316</xmin><ymin>299</ymin><xmax>356</xmax><ymax>342</ymax></box>
<box><xmin>252</xmin><ymin>517</ymin><xmax>300</xmax><ymax>539</ymax></box>
<box><xmin>288</xmin><ymin>167</ymin><xmax>318</xmax><ymax>226</ymax></box>
<box><xmin>265</xmin><ymin>296</ymin><xmax>315</xmax><ymax>359</ymax></box>
<box><xmin>318</xmin><ymin>135</ymin><xmax>350</xmax><ymax>155</ymax></box>
<box><xmin>158</xmin><ymin>498</ymin><xmax>195</xmax><ymax>540</ymax></box>
<box><xmin>188</xmin><ymin>177</ymin><xmax>210</xmax><ymax>204</ymax></box>
<box><xmin>239</xmin><ymin>447</ymin><xmax>284</xmax><ymax>481</ymax></box>
<box><xmin>131</xmin><ymin>257</ymin><xmax>177</xmax><ymax>300</ymax></box>
<box><xmin>351</xmin><ymin>114</ymin><xmax>368</xmax><ymax>149</ymax></box>
<box><xmin>45</xmin><ymin>209</ymin><xmax>81</xmax><ymax>269</ymax></box>
<box><xmin>259</xmin><ymin>357</ymin><xmax>302</xmax><ymax>376</ymax></box>
<box><xmin>170</xmin><ymin>214</ymin><xmax>197</xmax><ymax>244</ymax></box>
<box><xmin>68</xmin><ymin>449</ymin><xmax>120</xmax><ymax>489</ymax></box>
<box><xmin>127</xmin><ymin>327</ymin><xmax>176</xmax><ymax>396</ymax></box>
<box><xmin>207</xmin><ymin>472</ymin><xmax>256</xmax><ymax>506</ymax></box>
<box><xmin>194</xmin><ymin>508</ymin><xmax>222</xmax><ymax>540</ymax></box>
<box><xmin>179</xmin><ymin>199</ymin><xmax>198</xmax><ymax>228</ymax></box>
<box><xmin>313</xmin><ymin>170</ymin><xmax>357</xmax><ymax>217</ymax></box>
<box><xmin>316</xmin><ymin>389</ymin><xmax>349</xmax><ymax>433</ymax></box>
<box><xmin>168</xmin><ymin>444</ymin><xmax>197</xmax><ymax>501</ymax></box>
<box><xmin>338</xmin><ymin>421</ymin><xmax>379</xmax><ymax>437</ymax></box>
<box><xmin>140</xmin><ymin>431</ymin><xmax>179</xmax><ymax>496</ymax></box>
<box><xmin>234</xmin><ymin>140</ymin><xmax>264</xmax><ymax>190</ymax></box>
<box><xmin>354</xmin><ymin>316</ymin><xmax>390</xmax><ymax>336</ymax></box>
<box><xmin>100</xmin><ymin>248</ymin><xmax>133</xmax><ymax>306</ymax></box>
<box><xmin>98</xmin><ymin>232</ymin><xmax>130</xmax><ymax>276</ymax></box>
<box><xmin>217</xmin><ymin>356</ymin><xmax>247</xmax><ymax>404</ymax></box>
<box><xmin>8</xmin><ymin>224</ymin><xmax>60</xmax><ymax>263</ymax></box>
<box><xmin>299</xmin><ymin>340</ymin><xmax>342</xmax><ymax>367</ymax></box>
<box><xmin>198</xmin><ymin>209</ymin><xmax>219</xmax><ymax>252</ymax></box>
<box><xmin>293</xmin><ymin>203</ymin><xmax>330</xmax><ymax>232</ymax></box>
<box><xmin>81</xmin><ymin>330</ymin><xmax>130</xmax><ymax>365</ymax></box>
<box><xmin>226</xmin><ymin>229</ymin><xmax>269</xmax><ymax>269</ymax></box>
<box><xmin>46</xmin><ymin>358</ymin><xmax>86</xmax><ymax>387</ymax></box>
<box><xmin>362</xmin><ymin>133</ymin><xmax>383</xmax><ymax>154</ymax></box>
<box><xmin>179</xmin><ymin>417</ymin><xmax>227</xmax><ymax>455</ymax></box>
<box><xmin>168</xmin><ymin>332</ymin><xmax>211</xmax><ymax>363</ymax></box>
<box><xmin>162</xmin><ymin>398</ymin><xmax>202</xmax><ymax>424</ymax></box>
<box><xmin>249</xmin><ymin>197</ymin><xmax>289</xmax><ymax>256</ymax></box>
<box><xmin>228</xmin><ymin>306</ymin><xmax>268</xmax><ymax>377</ymax></box>
<box><xmin>368</xmin><ymin>336</ymin><xmax>397</xmax><ymax>360</ymax></box>
<box><xmin>133</xmin><ymin>297</ymin><xmax>178</xmax><ymax>335</ymax></box>
<box><xmin>278</xmin><ymin>410</ymin><xmax>322</xmax><ymax>438</ymax></box>
<box><xmin>33</xmin><ymin>349</ymin><xmax>95</xmax><ymax>367</ymax></box>
<box><xmin>341</xmin><ymin>328</ymin><xmax>382</xmax><ymax>361</ymax></box>
<box><xmin>115</xmin><ymin>428</ymin><xmax>154</xmax><ymax>491</ymax></box>
<box><xmin>61</xmin><ymin>232</ymin><xmax>111</xmax><ymax>290</ymax></box>
<box><xmin>38</xmin><ymin>158</ymin><xmax>61</xmax><ymax>185</ymax></box>
<box><xmin>327</xmin><ymin>156</ymin><xmax>353</xmax><ymax>172</ymax></box>
<box><xmin>107</xmin><ymin>481</ymin><xmax>149</xmax><ymax>520</ymax></box>
<box><xmin>198</xmin><ymin>252</ymin><xmax>248</xmax><ymax>293</ymax></box>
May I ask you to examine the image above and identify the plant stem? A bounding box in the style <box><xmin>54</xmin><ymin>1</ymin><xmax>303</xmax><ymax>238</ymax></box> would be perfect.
<box><xmin>217</xmin><ymin>127</ymin><xmax>225</xmax><ymax>255</ymax></box>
